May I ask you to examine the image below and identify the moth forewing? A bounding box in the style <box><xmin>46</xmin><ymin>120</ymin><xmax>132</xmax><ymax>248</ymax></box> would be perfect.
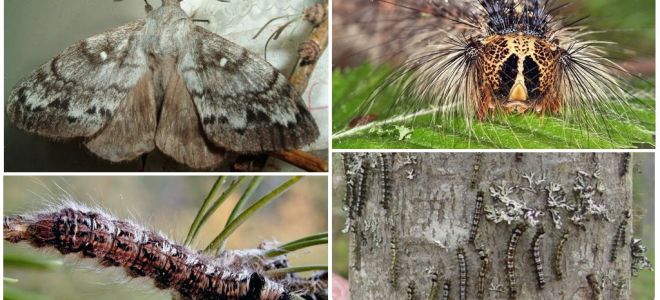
<box><xmin>6</xmin><ymin>1</ymin><xmax>319</xmax><ymax>169</ymax></box>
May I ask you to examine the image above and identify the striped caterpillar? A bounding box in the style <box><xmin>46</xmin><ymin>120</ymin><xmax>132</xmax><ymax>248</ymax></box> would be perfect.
<box><xmin>470</xmin><ymin>153</ymin><xmax>482</xmax><ymax>189</ymax></box>
<box><xmin>441</xmin><ymin>280</ymin><xmax>451</xmax><ymax>300</ymax></box>
<box><xmin>377</xmin><ymin>153</ymin><xmax>392</xmax><ymax>210</ymax></box>
<box><xmin>407</xmin><ymin>280</ymin><xmax>417</xmax><ymax>300</ymax></box>
<box><xmin>610</xmin><ymin>210</ymin><xmax>631</xmax><ymax>262</ymax></box>
<box><xmin>476</xmin><ymin>248</ymin><xmax>491</xmax><ymax>299</ymax></box>
<box><xmin>468</xmin><ymin>191</ymin><xmax>485</xmax><ymax>245</ymax></box>
<box><xmin>619</xmin><ymin>153</ymin><xmax>631</xmax><ymax>177</ymax></box>
<box><xmin>530</xmin><ymin>225</ymin><xmax>546</xmax><ymax>290</ymax></box>
<box><xmin>3</xmin><ymin>205</ymin><xmax>299</xmax><ymax>300</ymax></box>
<box><xmin>336</xmin><ymin>0</ymin><xmax>643</xmax><ymax>133</ymax></box>
<box><xmin>389</xmin><ymin>228</ymin><xmax>399</xmax><ymax>288</ymax></box>
<box><xmin>506</xmin><ymin>224</ymin><xmax>527</xmax><ymax>299</ymax></box>
<box><xmin>586</xmin><ymin>274</ymin><xmax>603</xmax><ymax>300</ymax></box>
<box><xmin>353</xmin><ymin>160</ymin><xmax>368</xmax><ymax>219</ymax></box>
<box><xmin>553</xmin><ymin>230</ymin><xmax>569</xmax><ymax>280</ymax></box>
<box><xmin>428</xmin><ymin>271</ymin><xmax>439</xmax><ymax>300</ymax></box>
<box><xmin>457</xmin><ymin>247</ymin><xmax>468</xmax><ymax>300</ymax></box>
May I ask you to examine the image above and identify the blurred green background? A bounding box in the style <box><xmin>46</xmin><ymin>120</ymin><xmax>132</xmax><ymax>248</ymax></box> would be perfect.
<box><xmin>4</xmin><ymin>176</ymin><xmax>328</xmax><ymax>300</ymax></box>
<box><xmin>332</xmin><ymin>153</ymin><xmax>654</xmax><ymax>298</ymax></box>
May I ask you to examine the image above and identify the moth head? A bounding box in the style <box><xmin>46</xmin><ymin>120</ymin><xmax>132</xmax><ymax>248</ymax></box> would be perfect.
<box><xmin>477</xmin><ymin>33</ymin><xmax>562</xmax><ymax>114</ymax></box>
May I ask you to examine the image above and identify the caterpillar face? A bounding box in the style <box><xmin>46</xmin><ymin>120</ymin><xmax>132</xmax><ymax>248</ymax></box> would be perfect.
<box><xmin>479</xmin><ymin>34</ymin><xmax>562</xmax><ymax>115</ymax></box>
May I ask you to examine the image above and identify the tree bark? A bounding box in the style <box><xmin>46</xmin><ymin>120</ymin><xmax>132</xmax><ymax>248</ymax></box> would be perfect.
<box><xmin>343</xmin><ymin>153</ymin><xmax>633</xmax><ymax>300</ymax></box>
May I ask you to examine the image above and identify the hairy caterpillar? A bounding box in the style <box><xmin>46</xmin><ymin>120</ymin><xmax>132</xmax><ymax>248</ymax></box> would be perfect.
<box><xmin>3</xmin><ymin>205</ymin><xmax>298</xmax><ymax>300</ymax></box>
<box><xmin>342</xmin><ymin>154</ymin><xmax>355</xmax><ymax>213</ymax></box>
<box><xmin>333</xmin><ymin>0</ymin><xmax>650</xmax><ymax>145</ymax></box>
<box><xmin>553</xmin><ymin>230</ymin><xmax>569</xmax><ymax>280</ymax></box>
<box><xmin>610</xmin><ymin>210</ymin><xmax>631</xmax><ymax>262</ymax></box>
<box><xmin>586</xmin><ymin>274</ymin><xmax>603</xmax><ymax>300</ymax></box>
<box><xmin>476</xmin><ymin>248</ymin><xmax>491</xmax><ymax>299</ymax></box>
<box><xmin>506</xmin><ymin>224</ymin><xmax>527</xmax><ymax>299</ymax></box>
<box><xmin>407</xmin><ymin>280</ymin><xmax>417</xmax><ymax>300</ymax></box>
<box><xmin>530</xmin><ymin>225</ymin><xmax>546</xmax><ymax>290</ymax></box>
<box><xmin>377</xmin><ymin>153</ymin><xmax>392</xmax><ymax>210</ymax></box>
<box><xmin>353</xmin><ymin>161</ymin><xmax>368</xmax><ymax>218</ymax></box>
<box><xmin>428</xmin><ymin>270</ymin><xmax>439</xmax><ymax>300</ymax></box>
<box><xmin>441</xmin><ymin>280</ymin><xmax>451</xmax><ymax>300</ymax></box>
<box><xmin>284</xmin><ymin>271</ymin><xmax>328</xmax><ymax>300</ymax></box>
<box><xmin>470</xmin><ymin>153</ymin><xmax>482</xmax><ymax>189</ymax></box>
<box><xmin>619</xmin><ymin>153</ymin><xmax>631</xmax><ymax>177</ymax></box>
<box><xmin>351</xmin><ymin>221</ymin><xmax>362</xmax><ymax>271</ymax></box>
<box><xmin>457</xmin><ymin>247</ymin><xmax>468</xmax><ymax>300</ymax></box>
<box><xmin>468</xmin><ymin>191</ymin><xmax>485</xmax><ymax>245</ymax></box>
<box><xmin>389</xmin><ymin>229</ymin><xmax>399</xmax><ymax>288</ymax></box>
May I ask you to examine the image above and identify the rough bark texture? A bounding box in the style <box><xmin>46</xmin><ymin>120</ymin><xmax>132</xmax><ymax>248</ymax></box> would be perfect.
<box><xmin>344</xmin><ymin>153</ymin><xmax>633</xmax><ymax>300</ymax></box>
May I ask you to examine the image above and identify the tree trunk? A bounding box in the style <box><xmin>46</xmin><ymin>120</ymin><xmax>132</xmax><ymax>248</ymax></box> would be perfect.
<box><xmin>343</xmin><ymin>153</ymin><xmax>633</xmax><ymax>300</ymax></box>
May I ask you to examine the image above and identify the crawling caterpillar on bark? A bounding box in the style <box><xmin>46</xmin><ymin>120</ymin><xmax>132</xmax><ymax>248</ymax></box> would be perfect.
<box><xmin>553</xmin><ymin>230</ymin><xmax>569</xmax><ymax>280</ymax></box>
<box><xmin>530</xmin><ymin>225</ymin><xmax>546</xmax><ymax>290</ymax></box>
<box><xmin>610</xmin><ymin>210</ymin><xmax>631</xmax><ymax>262</ymax></box>
<box><xmin>506</xmin><ymin>224</ymin><xmax>527</xmax><ymax>299</ymax></box>
<box><xmin>4</xmin><ymin>205</ymin><xmax>306</xmax><ymax>300</ymax></box>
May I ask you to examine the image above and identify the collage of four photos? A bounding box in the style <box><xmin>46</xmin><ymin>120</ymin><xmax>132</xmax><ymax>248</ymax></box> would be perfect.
<box><xmin>1</xmin><ymin>0</ymin><xmax>656</xmax><ymax>299</ymax></box>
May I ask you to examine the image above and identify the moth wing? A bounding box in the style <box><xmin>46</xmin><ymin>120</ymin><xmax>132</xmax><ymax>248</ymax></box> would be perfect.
<box><xmin>177</xmin><ymin>26</ymin><xmax>319</xmax><ymax>152</ymax></box>
<box><xmin>155</xmin><ymin>68</ymin><xmax>226</xmax><ymax>169</ymax></box>
<box><xmin>6</xmin><ymin>21</ymin><xmax>156</xmax><ymax>162</ymax></box>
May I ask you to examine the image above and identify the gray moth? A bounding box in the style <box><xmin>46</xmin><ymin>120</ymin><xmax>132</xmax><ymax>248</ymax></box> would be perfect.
<box><xmin>6</xmin><ymin>0</ymin><xmax>320</xmax><ymax>169</ymax></box>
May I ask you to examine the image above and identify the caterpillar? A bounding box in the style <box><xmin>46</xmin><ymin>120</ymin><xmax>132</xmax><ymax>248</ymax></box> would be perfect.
<box><xmin>619</xmin><ymin>153</ymin><xmax>631</xmax><ymax>177</ymax></box>
<box><xmin>407</xmin><ymin>280</ymin><xmax>417</xmax><ymax>300</ymax></box>
<box><xmin>428</xmin><ymin>271</ymin><xmax>439</xmax><ymax>300</ymax></box>
<box><xmin>283</xmin><ymin>271</ymin><xmax>328</xmax><ymax>300</ymax></box>
<box><xmin>530</xmin><ymin>225</ymin><xmax>546</xmax><ymax>290</ymax></box>
<box><xmin>3</xmin><ymin>206</ymin><xmax>296</xmax><ymax>300</ymax></box>
<box><xmin>468</xmin><ymin>191</ymin><xmax>485</xmax><ymax>245</ymax></box>
<box><xmin>515</xmin><ymin>153</ymin><xmax>524</xmax><ymax>163</ymax></box>
<box><xmin>441</xmin><ymin>280</ymin><xmax>451</xmax><ymax>300</ymax></box>
<box><xmin>553</xmin><ymin>230</ymin><xmax>569</xmax><ymax>280</ymax></box>
<box><xmin>506</xmin><ymin>224</ymin><xmax>527</xmax><ymax>299</ymax></box>
<box><xmin>351</xmin><ymin>221</ymin><xmax>362</xmax><ymax>271</ymax></box>
<box><xmin>389</xmin><ymin>229</ymin><xmax>399</xmax><ymax>288</ymax></box>
<box><xmin>457</xmin><ymin>247</ymin><xmax>468</xmax><ymax>300</ymax></box>
<box><xmin>613</xmin><ymin>276</ymin><xmax>626</xmax><ymax>300</ymax></box>
<box><xmin>476</xmin><ymin>248</ymin><xmax>491</xmax><ymax>299</ymax></box>
<box><xmin>610</xmin><ymin>210</ymin><xmax>631</xmax><ymax>262</ymax></box>
<box><xmin>377</xmin><ymin>153</ymin><xmax>392</xmax><ymax>210</ymax></box>
<box><xmin>336</xmin><ymin>0</ymin><xmax>643</xmax><ymax>134</ymax></box>
<box><xmin>470</xmin><ymin>153</ymin><xmax>482</xmax><ymax>189</ymax></box>
<box><xmin>586</xmin><ymin>274</ymin><xmax>603</xmax><ymax>300</ymax></box>
<box><xmin>352</xmin><ymin>160</ymin><xmax>368</xmax><ymax>219</ymax></box>
<box><xmin>342</xmin><ymin>154</ymin><xmax>354</xmax><ymax>215</ymax></box>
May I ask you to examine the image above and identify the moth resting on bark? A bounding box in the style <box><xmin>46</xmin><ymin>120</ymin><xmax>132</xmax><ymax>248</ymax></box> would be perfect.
<box><xmin>6</xmin><ymin>0</ymin><xmax>319</xmax><ymax>169</ymax></box>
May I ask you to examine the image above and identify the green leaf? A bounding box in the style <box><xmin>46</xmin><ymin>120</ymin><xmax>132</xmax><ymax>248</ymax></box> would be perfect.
<box><xmin>265</xmin><ymin>265</ymin><xmax>328</xmax><ymax>276</ymax></box>
<box><xmin>265</xmin><ymin>232</ymin><xmax>328</xmax><ymax>257</ymax></box>
<box><xmin>332</xmin><ymin>65</ymin><xmax>655</xmax><ymax>149</ymax></box>
<box><xmin>205</xmin><ymin>176</ymin><xmax>303</xmax><ymax>253</ymax></box>
<box><xmin>185</xmin><ymin>176</ymin><xmax>227</xmax><ymax>246</ymax></box>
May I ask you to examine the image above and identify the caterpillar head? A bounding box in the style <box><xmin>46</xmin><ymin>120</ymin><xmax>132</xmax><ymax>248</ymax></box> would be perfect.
<box><xmin>380</xmin><ymin>0</ymin><xmax>630</xmax><ymax>124</ymax></box>
<box><xmin>477</xmin><ymin>33</ymin><xmax>563</xmax><ymax>115</ymax></box>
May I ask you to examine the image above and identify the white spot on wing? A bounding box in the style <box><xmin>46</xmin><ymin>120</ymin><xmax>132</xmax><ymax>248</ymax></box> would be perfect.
<box><xmin>219</xmin><ymin>58</ymin><xmax>228</xmax><ymax>67</ymax></box>
<box><xmin>100</xmin><ymin>51</ymin><xmax>108</xmax><ymax>61</ymax></box>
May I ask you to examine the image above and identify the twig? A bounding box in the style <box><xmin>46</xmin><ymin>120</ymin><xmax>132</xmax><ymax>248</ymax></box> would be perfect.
<box><xmin>271</xmin><ymin>150</ymin><xmax>328</xmax><ymax>172</ymax></box>
<box><xmin>271</xmin><ymin>1</ymin><xmax>329</xmax><ymax>172</ymax></box>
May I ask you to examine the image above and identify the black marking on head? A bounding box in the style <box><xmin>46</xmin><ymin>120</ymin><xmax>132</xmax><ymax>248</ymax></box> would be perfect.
<box><xmin>498</xmin><ymin>54</ymin><xmax>519</xmax><ymax>99</ymax></box>
<box><xmin>523</xmin><ymin>56</ymin><xmax>541</xmax><ymax>99</ymax></box>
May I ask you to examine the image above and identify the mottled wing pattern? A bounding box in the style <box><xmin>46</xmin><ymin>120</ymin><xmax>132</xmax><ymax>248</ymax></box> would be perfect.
<box><xmin>7</xmin><ymin>21</ymin><xmax>149</xmax><ymax>139</ymax></box>
<box><xmin>177</xmin><ymin>26</ymin><xmax>319</xmax><ymax>153</ymax></box>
